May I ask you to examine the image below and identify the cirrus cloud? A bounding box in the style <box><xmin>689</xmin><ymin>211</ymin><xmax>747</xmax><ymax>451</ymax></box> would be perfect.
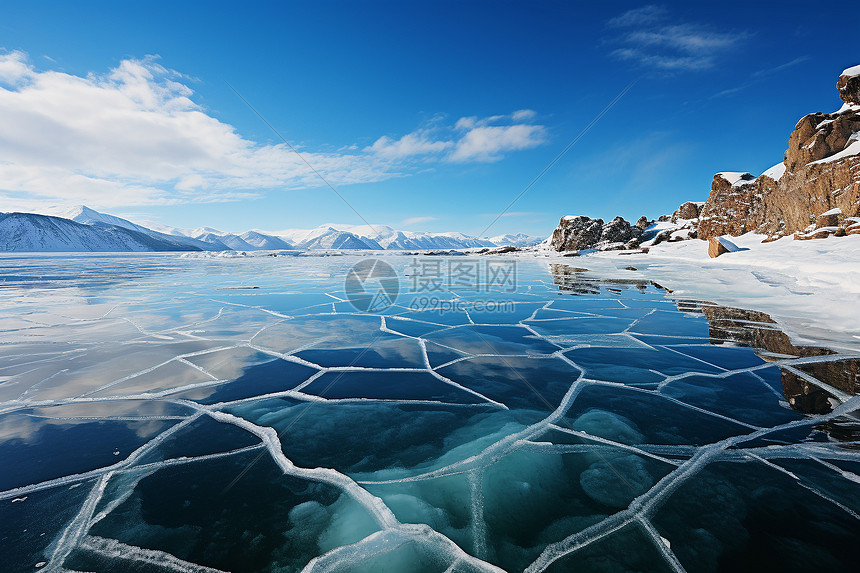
<box><xmin>606</xmin><ymin>5</ymin><xmax>748</xmax><ymax>72</ymax></box>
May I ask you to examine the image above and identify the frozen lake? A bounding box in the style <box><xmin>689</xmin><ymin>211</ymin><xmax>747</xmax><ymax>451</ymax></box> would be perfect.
<box><xmin>1</xmin><ymin>253</ymin><xmax>858</xmax><ymax>572</ymax></box>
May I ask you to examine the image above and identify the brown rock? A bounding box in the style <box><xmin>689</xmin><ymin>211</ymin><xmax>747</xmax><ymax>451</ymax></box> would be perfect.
<box><xmin>671</xmin><ymin>201</ymin><xmax>701</xmax><ymax>222</ymax></box>
<box><xmin>794</xmin><ymin>229</ymin><xmax>832</xmax><ymax>240</ymax></box>
<box><xmin>815</xmin><ymin>210</ymin><xmax>840</xmax><ymax>228</ymax></box>
<box><xmin>698</xmin><ymin>173</ymin><xmax>758</xmax><ymax>238</ymax></box>
<box><xmin>786</xmin><ymin>113</ymin><xmax>859</xmax><ymax>171</ymax></box>
<box><xmin>837</xmin><ymin>69</ymin><xmax>860</xmax><ymax>105</ymax></box>
<box><xmin>708</xmin><ymin>237</ymin><xmax>729</xmax><ymax>257</ymax></box>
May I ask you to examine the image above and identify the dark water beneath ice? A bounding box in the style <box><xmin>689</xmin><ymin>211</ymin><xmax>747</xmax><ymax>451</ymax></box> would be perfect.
<box><xmin>0</xmin><ymin>253</ymin><xmax>858</xmax><ymax>573</ymax></box>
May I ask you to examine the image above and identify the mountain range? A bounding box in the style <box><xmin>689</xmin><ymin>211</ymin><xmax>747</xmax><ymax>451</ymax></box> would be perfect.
<box><xmin>0</xmin><ymin>205</ymin><xmax>544</xmax><ymax>252</ymax></box>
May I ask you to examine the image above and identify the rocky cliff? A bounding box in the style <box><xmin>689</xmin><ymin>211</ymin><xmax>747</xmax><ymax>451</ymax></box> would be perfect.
<box><xmin>699</xmin><ymin>65</ymin><xmax>860</xmax><ymax>241</ymax></box>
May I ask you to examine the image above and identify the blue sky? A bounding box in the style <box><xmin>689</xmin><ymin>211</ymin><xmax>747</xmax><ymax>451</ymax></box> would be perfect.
<box><xmin>0</xmin><ymin>1</ymin><xmax>856</xmax><ymax>238</ymax></box>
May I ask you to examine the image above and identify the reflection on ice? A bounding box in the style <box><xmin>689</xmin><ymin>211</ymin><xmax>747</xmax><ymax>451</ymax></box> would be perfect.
<box><xmin>0</xmin><ymin>254</ymin><xmax>858</xmax><ymax>572</ymax></box>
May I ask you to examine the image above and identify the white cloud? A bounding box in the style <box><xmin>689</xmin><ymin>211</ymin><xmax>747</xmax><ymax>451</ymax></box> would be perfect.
<box><xmin>0</xmin><ymin>50</ymin><xmax>32</xmax><ymax>84</ymax></box>
<box><xmin>454</xmin><ymin>116</ymin><xmax>478</xmax><ymax>130</ymax></box>
<box><xmin>367</xmin><ymin>110</ymin><xmax>547</xmax><ymax>163</ymax></box>
<box><xmin>0</xmin><ymin>51</ymin><xmax>546</xmax><ymax>211</ymax></box>
<box><xmin>367</xmin><ymin>132</ymin><xmax>452</xmax><ymax>159</ymax></box>
<box><xmin>401</xmin><ymin>216</ymin><xmax>438</xmax><ymax>226</ymax></box>
<box><xmin>0</xmin><ymin>52</ymin><xmax>407</xmax><ymax>210</ymax></box>
<box><xmin>626</xmin><ymin>25</ymin><xmax>739</xmax><ymax>53</ymax></box>
<box><xmin>449</xmin><ymin>124</ymin><xmax>546</xmax><ymax>162</ymax></box>
<box><xmin>606</xmin><ymin>9</ymin><xmax>746</xmax><ymax>71</ymax></box>
<box><xmin>511</xmin><ymin>109</ymin><xmax>537</xmax><ymax>121</ymax></box>
<box><xmin>607</xmin><ymin>5</ymin><xmax>667</xmax><ymax>28</ymax></box>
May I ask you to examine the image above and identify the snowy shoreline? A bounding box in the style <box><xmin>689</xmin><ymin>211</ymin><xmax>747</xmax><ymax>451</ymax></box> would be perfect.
<box><xmin>542</xmin><ymin>233</ymin><xmax>860</xmax><ymax>354</ymax></box>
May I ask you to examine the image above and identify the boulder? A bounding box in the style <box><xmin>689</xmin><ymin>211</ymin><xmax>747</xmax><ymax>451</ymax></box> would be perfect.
<box><xmin>698</xmin><ymin>173</ymin><xmax>759</xmax><ymax>238</ymax></box>
<box><xmin>837</xmin><ymin>65</ymin><xmax>860</xmax><ymax>106</ymax></box>
<box><xmin>815</xmin><ymin>208</ymin><xmax>841</xmax><ymax>228</ymax></box>
<box><xmin>708</xmin><ymin>236</ymin><xmax>739</xmax><ymax>258</ymax></box>
<box><xmin>635</xmin><ymin>216</ymin><xmax>650</xmax><ymax>229</ymax></box>
<box><xmin>550</xmin><ymin>216</ymin><xmax>604</xmax><ymax>251</ymax></box>
<box><xmin>708</xmin><ymin>237</ymin><xmax>727</xmax><ymax>258</ymax></box>
<box><xmin>550</xmin><ymin>215</ymin><xmax>645</xmax><ymax>251</ymax></box>
<box><xmin>786</xmin><ymin>112</ymin><xmax>859</xmax><ymax>171</ymax></box>
<box><xmin>672</xmin><ymin>201</ymin><xmax>701</xmax><ymax>221</ymax></box>
<box><xmin>487</xmin><ymin>245</ymin><xmax>519</xmax><ymax>254</ymax></box>
<box><xmin>601</xmin><ymin>216</ymin><xmax>639</xmax><ymax>244</ymax></box>
<box><xmin>794</xmin><ymin>229</ymin><xmax>832</xmax><ymax>241</ymax></box>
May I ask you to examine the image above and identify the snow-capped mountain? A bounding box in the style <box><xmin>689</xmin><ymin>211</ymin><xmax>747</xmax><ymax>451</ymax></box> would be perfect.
<box><xmin>191</xmin><ymin>232</ymin><xmax>232</xmax><ymax>251</ymax></box>
<box><xmin>283</xmin><ymin>226</ymin><xmax>383</xmax><ymax>250</ymax></box>
<box><xmin>207</xmin><ymin>233</ymin><xmax>257</xmax><ymax>251</ymax></box>
<box><xmin>0</xmin><ymin>213</ymin><xmax>203</xmax><ymax>252</ymax></box>
<box><xmin>277</xmin><ymin>224</ymin><xmax>499</xmax><ymax>251</ymax></box>
<box><xmin>50</xmin><ymin>205</ymin><xmax>153</xmax><ymax>234</ymax></box>
<box><xmin>45</xmin><ymin>205</ymin><xmax>223</xmax><ymax>251</ymax></box>
<box><xmin>239</xmin><ymin>231</ymin><xmax>294</xmax><ymax>250</ymax></box>
<box><xmin>3</xmin><ymin>206</ymin><xmax>546</xmax><ymax>252</ymax></box>
<box><xmin>487</xmin><ymin>233</ymin><xmax>545</xmax><ymax>248</ymax></box>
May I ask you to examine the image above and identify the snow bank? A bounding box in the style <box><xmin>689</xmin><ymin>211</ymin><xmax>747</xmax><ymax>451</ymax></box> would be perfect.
<box><xmin>716</xmin><ymin>172</ymin><xmax>751</xmax><ymax>186</ymax></box>
<box><xmin>543</xmin><ymin>234</ymin><xmax>860</xmax><ymax>353</ymax></box>
<box><xmin>760</xmin><ymin>162</ymin><xmax>786</xmax><ymax>182</ymax></box>
<box><xmin>841</xmin><ymin>64</ymin><xmax>860</xmax><ymax>78</ymax></box>
<box><xmin>818</xmin><ymin>207</ymin><xmax>842</xmax><ymax>217</ymax></box>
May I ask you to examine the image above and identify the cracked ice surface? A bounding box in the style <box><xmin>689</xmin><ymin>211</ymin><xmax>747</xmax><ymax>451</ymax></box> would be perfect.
<box><xmin>1</xmin><ymin>253</ymin><xmax>859</xmax><ymax>573</ymax></box>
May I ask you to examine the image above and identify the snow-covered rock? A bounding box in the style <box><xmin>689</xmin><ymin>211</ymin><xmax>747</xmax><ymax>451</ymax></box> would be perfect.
<box><xmin>716</xmin><ymin>172</ymin><xmax>755</xmax><ymax>187</ymax></box>
<box><xmin>550</xmin><ymin>215</ymin><xmax>648</xmax><ymax>252</ymax></box>
<box><xmin>838</xmin><ymin>64</ymin><xmax>860</xmax><ymax>105</ymax></box>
